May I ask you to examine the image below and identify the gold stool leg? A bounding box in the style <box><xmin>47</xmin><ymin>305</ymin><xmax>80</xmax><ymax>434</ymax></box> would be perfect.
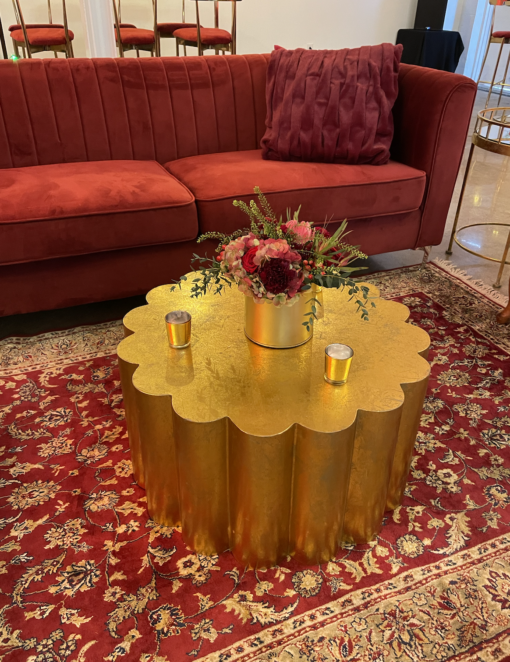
<box><xmin>487</xmin><ymin>40</ymin><xmax>505</xmax><ymax>108</ymax></box>
<box><xmin>494</xmin><ymin>227</ymin><xmax>510</xmax><ymax>288</ymax></box>
<box><xmin>477</xmin><ymin>37</ymin><xmax>492</xmax><ymax>87</ymax></box>
<box><xmin>446</xmin><ymin>143</ymin><xmax>476</xmax><ymax>255</ymax></box>
<box><xmin>497</xmin><ymin>45</ymin><xmax>510</xmax><ymax>108</ymax></box>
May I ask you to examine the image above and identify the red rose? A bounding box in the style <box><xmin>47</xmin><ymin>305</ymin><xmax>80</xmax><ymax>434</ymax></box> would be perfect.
<box><xmin>242</xmin><ymin>246</ymin><xmax>259</xmax><ymax>274</ymax></box>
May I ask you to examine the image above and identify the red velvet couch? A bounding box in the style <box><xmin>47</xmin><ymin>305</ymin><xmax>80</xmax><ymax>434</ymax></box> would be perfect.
<box><xmin>0</xmin><ymin>55</ymin><xmax>476</xmax><ymax>316</ymax></box>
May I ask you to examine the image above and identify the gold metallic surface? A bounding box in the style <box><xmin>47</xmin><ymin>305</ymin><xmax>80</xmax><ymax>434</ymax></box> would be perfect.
<box><xmin>165</xmin><ymin>312</ymin><xmax>192</xmax><ymax>349</ymax></box>
<box><xmin>244</xmin><ymin>294</ymin><xmax>313</xmax><ymax>348</ymax></box>
<box><xmin>342</xmin><ymin>407</ymin><xmax>402</xmax><ymax>544</ymax></box>
<box><xmin>324</xmin><ymin>344</ymin><xmax>354</xmax><ymax>385</ymax></box>
<box><xmin>118</xmin><ymin>277</ymin><xmax>430</xmax><ymax>566</ymax></box>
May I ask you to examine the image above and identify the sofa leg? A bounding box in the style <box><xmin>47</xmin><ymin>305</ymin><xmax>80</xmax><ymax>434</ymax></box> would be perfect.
<box><xmin>419</xmin><ymin>246</ymin><xmax>432</xmax><ymax>268</ymax></box>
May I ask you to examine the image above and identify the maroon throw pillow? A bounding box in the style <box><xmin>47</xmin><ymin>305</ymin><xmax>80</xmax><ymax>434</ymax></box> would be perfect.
<box><xmin>261</xmin><ymin>44</ymin><xmax>403</xmax><ymax>166</ymax></box>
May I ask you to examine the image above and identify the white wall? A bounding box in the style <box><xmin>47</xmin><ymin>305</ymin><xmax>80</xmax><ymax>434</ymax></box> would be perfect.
<box><xmin>1</xmin><ymin>0</ymin><xmax>418</xmax><ymax>59</ymax></box>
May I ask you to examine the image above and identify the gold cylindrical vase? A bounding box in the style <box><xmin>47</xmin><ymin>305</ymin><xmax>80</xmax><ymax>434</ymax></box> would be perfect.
<box><xmin>244</xmin><ymin>294</ymin><xmax>313</xmax><ymax>349</ymax></box>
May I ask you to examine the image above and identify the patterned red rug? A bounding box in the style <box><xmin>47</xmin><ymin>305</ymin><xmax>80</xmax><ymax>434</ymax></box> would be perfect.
<box><xmin>0</xmin><ymin>263</ymin><xmax>509</xmax><ymax>662</ymax></box>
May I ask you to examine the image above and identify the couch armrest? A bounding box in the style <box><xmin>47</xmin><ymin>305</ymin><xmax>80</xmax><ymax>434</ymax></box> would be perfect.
<box><xmin>391</xmin><ymin>64</ymin><xmax>477</xmax><ymax>248</ymax></box>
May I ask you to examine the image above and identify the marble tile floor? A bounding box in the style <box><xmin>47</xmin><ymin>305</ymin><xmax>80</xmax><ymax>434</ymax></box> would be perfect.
<box><xmin>0</xmin><ymin>91</ymin><xmax>508</xmax><ymax>340</ymax></box>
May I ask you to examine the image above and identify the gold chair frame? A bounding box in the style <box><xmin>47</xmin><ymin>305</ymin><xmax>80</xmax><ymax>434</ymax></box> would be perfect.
<box><xmin>478</xmin><ymin>0</ymin><xmax>510</xmax><ymax>108</ymax></box>
<box><xmin>154</xmin><ymin>0</ymin><xmax>194</xmax><ymax>57</ymax></box>
<box><xmin>113</xmin><ymin>0</ymin><xmax>156</xmax><ymax>58</ymax></box>
<box><xmin>11</xmin><ymin>0</ymin><xmax>74</xmax><ymax>59</ymax></box>
<box><xmin>175</xmin><ymin>0</ymin><xmax>238</xmax><ymax>56</ymax></box>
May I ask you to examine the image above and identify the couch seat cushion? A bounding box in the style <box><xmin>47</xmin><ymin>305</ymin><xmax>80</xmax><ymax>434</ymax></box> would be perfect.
<box><xmin>0</xmin><ymin>160</ymin><xmax>197</xmax><ymax>266</ymax></box>
<box><xmin>166</xmin><ymin>149</ymin><xmax>426</xmax><ymax>235</ymax></box>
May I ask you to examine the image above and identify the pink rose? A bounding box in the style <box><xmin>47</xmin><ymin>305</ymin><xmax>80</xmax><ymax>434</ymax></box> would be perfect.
<box><xmin>285</xmin><ymin>219</ymin><xmax>315</xmax><ymax>245</ymax></box>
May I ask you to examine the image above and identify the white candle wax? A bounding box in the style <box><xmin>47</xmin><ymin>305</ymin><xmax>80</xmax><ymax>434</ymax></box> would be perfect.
<box><xmin>166</xmin><ymin>310</ymin><xmax>191</xmax><ymax>324</ymax></box>
<box><xmin>326</xmin><ymin>344</ymin><xmax>353</xmax><ymax>360</ymax></box>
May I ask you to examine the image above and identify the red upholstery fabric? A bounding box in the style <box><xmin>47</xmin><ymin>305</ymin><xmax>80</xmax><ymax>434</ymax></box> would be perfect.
<box><xmin>0</xmin><ymin>215</ymin><xmax>421</xmax><ymax>316</ymax></box>
<box><xmin>119</xmin><ymin>23</ymin><xmax>137</xmax><ymax>28</ymax></box>
<box><xmin>166</xmin><ymin>149</ymin><xmax>426</xmax><ymax>234</ymax></box>
<box><xmin>173</xmin><ymin>27</ymin><xmax>232</xmax><ymax>46</ymax></box>
<box><xmin>0</xmin><ymin>242</ymin><xmax>202</xmax><ymax>316</ymax></box>
<box><xmin>492</xmin><ymin>31</ymin><xmax>510</xmax><ymax>39</ymax></box>
<box><xmin>392</xmin><ymin>64</ymin><xmax>477</xmax><ymax>248</ymax></box>
<box><xmin>262</xmin><ymin>45</ymin><xmax>403</xmax><ymax>166</ymax></box>
<box><xmin>0</xmin><ymin>56</ymin><xmax>269</xmax><ymax>169</ymax></box>
<box><xmin>0</xmin><ymin>161</ymin><xmax>197</xmax><ymax>266</ymax></box>
<box><xmin>158</xmin><ymin>22</ymin><xmax>197</xmax><ymax>35</ymax></box>
<box><xmin>118</xmin><ymin>28</ymin><xmax>154</xmax><ymax>45</ymax></box>
<box><xmin>11</xmin><ymin>28</ymin><xmax>74</xmax><ymax>46</ymax></box>
<box><xmin>9</xmin><ymin>23</ymin><xmax>64</xmax><ymax>31</ymax></box>
<box><xmin>0</xmin><ymin>56</ymin><xmax>477</xmax><ymax>316</ymax></box>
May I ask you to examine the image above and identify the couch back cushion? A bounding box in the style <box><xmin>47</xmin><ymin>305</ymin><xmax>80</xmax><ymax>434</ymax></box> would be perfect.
<box><xmin>261</xmin><ymin>45</ymin><xmax>403</xmax><ymax>165</ymax></box>
<box><xmin>0</xmin><ymin>55</ymin><xmax>269</xmax><ymax>169</ymax></box>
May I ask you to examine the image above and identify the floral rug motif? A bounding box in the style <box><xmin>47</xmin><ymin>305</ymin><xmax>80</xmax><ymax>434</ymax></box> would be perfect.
<box><xmin>0</xmin><ymin>263</ymin><xmax>509</xmax><ymax>662</ymax></box>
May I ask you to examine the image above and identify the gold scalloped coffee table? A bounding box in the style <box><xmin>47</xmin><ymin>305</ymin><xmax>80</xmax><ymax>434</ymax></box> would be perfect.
<box><xmin>117</xmin><ymin>279</ymin><xmax>430</xmax><ymax>567</ymax></box>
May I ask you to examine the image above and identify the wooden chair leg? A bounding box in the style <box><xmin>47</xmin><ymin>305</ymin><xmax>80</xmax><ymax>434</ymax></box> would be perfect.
<box><xmin>496</xmin><ymin>276</ymin><xmax>510</xmax><ymax>324</ymax></box>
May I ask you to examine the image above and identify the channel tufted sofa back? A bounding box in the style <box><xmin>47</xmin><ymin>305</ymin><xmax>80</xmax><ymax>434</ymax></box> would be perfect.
<box><xmin>0</xmin><ymin>55</ymin><xmax>270</xmax><ymax>169</ymax></box>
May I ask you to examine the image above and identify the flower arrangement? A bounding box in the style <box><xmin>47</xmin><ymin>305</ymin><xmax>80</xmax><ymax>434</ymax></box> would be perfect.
<box><xmin>173</xmin><ymin>188</ymin><xmax>374</xmax><ymax>325</ymax></box>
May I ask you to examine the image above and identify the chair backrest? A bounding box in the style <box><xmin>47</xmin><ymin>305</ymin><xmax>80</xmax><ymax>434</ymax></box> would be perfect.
<box><xmin>0</xmin><ymin>55</ymin><xmax>269</xmax><ymax>169</ymax></box>
<box><xmin>114</xmin><ymin>0</ymin><xmax>156</xmax><ymax>33</ymax></box>
<box><xmin>192</xmin><ymin>0</ymin><xmax>239</xmax><ymax>52</ymax></box>
<box><xmin>488</xmin><ymin>0</ymin><xmax>510</xmax><ymax>34</ymax></box>
<box><xmin>11</xmin><ymin>0</ymin><xmax>30</xmax><ymax>49</ymax></box>
<box><xmin>12</xmin><ymin>0</ymin><xmax>60</xmax><ymax>28</ymax></box>
<box><xmin>154</xmin><ymin>0</ymin><xmax>188</xmax><ymax>22</ymax></box>
<box><xmin>11</xmin><ymin>0</ymin><xmax>72</xmax><ymax>56</ymax></box>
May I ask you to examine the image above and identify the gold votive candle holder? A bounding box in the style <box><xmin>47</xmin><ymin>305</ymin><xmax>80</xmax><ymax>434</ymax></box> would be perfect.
<box><xmin>165</xmin><ymin>311</ymin><xmax>191</xmax><ymax>349</ymax></box>
<box><xmin>324</xmin><ymin>343</ymin><xmax>353</xmax><ymax>385</ymax></box>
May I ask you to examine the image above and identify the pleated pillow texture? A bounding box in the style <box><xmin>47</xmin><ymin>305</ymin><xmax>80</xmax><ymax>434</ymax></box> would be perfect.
<box><xmin>261</xmin><ymin>44</ymin><xmax>403</xmax><ymax>165</ymax></box>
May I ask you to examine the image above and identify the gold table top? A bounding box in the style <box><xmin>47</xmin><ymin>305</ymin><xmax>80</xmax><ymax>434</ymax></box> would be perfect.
<box><xmin>118</xmin><ymin>282</ymin><xmax>430</xmax><ymax>435</ymax></box>
<box><xmin>117</xmin><ymin>280</ymin><xmax>431</xmax><ymax>567</ymax></box>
